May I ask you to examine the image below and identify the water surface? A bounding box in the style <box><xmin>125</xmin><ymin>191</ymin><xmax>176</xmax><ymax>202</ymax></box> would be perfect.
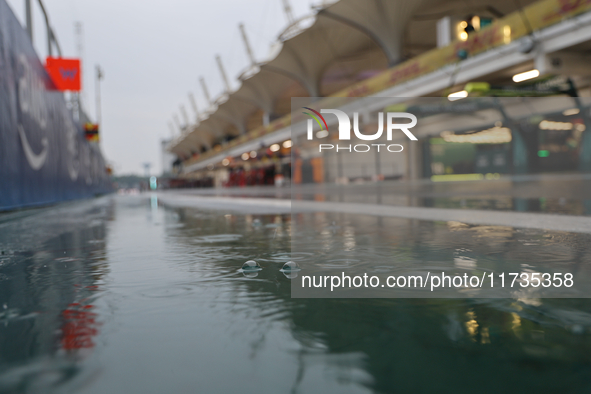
<box><xmin>0</xmin><ymin>195</ymin><xmax>591</xmax><ymax>393</ymax></box>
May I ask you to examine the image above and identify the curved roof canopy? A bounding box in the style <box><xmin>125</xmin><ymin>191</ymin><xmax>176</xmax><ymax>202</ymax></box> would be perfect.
<box><xmin>169</xmin><ymin>0</ymin><xmax>537</xmax><ymax>158</ymax></box>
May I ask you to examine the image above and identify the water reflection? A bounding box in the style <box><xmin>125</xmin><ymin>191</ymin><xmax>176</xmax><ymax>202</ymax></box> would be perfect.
<box><xmin>61</xmin><ymin>303</ymin><xmax>99</xmax><ymax>350</ymax></box>
<box><xmin>292</xmin><ymin>210</ymin><xmax>591</xmax><ymax>292</ymax></box>
<box><xmin>163</xmin><ymin>202</ymin><xmax>591</xmax><ymax>393</ymax></box>
<box><xmin>2</xmin><ymin>196</ymin><xmax>591</xmax><ymax>393</ymax></box>
<box><xmin>289</xmin><ymin>177</ymin><xmax>591</xmax><ymax>216</ymax></box>
<box><xmin>0</xmin><ymin>199</ymin><xmax>112</xmax><ymax>392</ymax></box>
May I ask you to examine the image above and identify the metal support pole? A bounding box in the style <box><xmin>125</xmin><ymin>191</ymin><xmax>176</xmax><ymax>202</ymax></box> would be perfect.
<box><xmin>188</xmin><ymin>93</ymin><xmax>199</xmax><ymax>121</ymax></box>
<box><xmin>25</xmin><ymin>0</ymin><xmax>33</xmax><ymax>40</ymax></box>
<box><xmin>215</xmin><ymin>55</ymin><xmax>231</xmax><ymax>92</ymax></box>
<box><xmin>282</xmin><ymin>0</ymin><xmax>295</xmax><ymax>24</ymax></box>
<box><xmin>25</xmin><ymin>0</ymin><xmax>63</xmax><ymax>57</ymax></box>
<box><xmin>173</xmin><ymin>114</ymin><xmax>182</xmax><ymax>133</ymax></box>
<box><xmin>179</xmin><ymin>105</ymin><xmax>190</xmax><ymax>127</ymax></box>
<box><xmin>199</xmin><ymin>77</ymin><xmax>212</xmax><ymax>106</ymax></box>
<box><xmin>50</xmin><ymin>29</ymin><xmax>62</xmax><ymax>57</ymax></box>
<box><xmin>239</xmin><ymin>23</ymin><xmax>256</xmax><ymax>66</ymax></box>
<box><xmin>74</xmin><ymin>22</ymin><xmax>85</xmax><ymax>105</ymax></box>
<box><xmin>36</xmin><ymin>0</ymin><xmax>52</xmax><ymax>56</ymax></box>
<box><xmin>168</xmin><ymin>122</ymin><xmax>176</xmax><ymax>138</ymax></box>
<box><xmin>46</xmin><ymin>25</ymin><xmax>52</xmax><ymax>56</ymax></box>
<box><xmin>95</xmin><ymin>65</ymin><xmax>103</xmax><ymax>125</ymax></box>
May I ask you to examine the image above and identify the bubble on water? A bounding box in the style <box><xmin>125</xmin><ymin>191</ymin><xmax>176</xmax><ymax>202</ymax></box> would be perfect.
<box><xmin>280</xmin><ymin>261</ymin><xmax>301</xmax><ymax>272</ymax></box>
<box><xmin>240</xmin><ymin>260</ymin><xmax>262</xmax><ymax>272</ymax></box>
<box><xmin>242</xmin><ymin>271</ymin><xmax>259</xmax><ymax>278</ymax></box>
<box><xmin>282</xmin><ymin>271</ymin><xmax>299</xmax><ymax>279</ymax></box>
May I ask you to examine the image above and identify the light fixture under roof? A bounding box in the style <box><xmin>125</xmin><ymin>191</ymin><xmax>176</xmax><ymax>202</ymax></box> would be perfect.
<box><xmin>539</xmin><ymin>120</ymin><xmax>573</xmax><ymax>130</ymax></box>
<box><xmin>562</xmin><ymin>108</ymin><xmax>580</xmax><ymax>116</ymax></box>
<box><xmin>440</xmin><ymin>127</ymin><xmax>512</xmax><ymax>144</ymax></box>
<box><xmin>512</xmin><ymin>69</ymin><xmax>539</xmax><ymax>83</ymax></box>
<box><xmin>448</xmin><ymin>90</ymin><xmax>468</xmax><ymax>101</ymax></box>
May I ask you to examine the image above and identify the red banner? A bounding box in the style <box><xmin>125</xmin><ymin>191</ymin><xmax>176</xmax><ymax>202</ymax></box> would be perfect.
<box><xmin>45</xmin><ymin>57</ymin><xmax>81</xmax><ymax>91</ymax></box>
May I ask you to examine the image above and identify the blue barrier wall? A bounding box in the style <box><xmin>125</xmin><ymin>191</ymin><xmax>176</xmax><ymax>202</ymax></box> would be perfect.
<box><xmin>0</xmin><ymin>0</ymin><xmax>111</xmax><ymax>211</ymax></box>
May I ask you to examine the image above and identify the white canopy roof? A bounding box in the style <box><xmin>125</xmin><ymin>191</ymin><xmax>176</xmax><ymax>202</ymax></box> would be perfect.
<box><xmin>169</xmin><ymin>0</ymin><xmax>534</xmax><ymax>158</ymax></box>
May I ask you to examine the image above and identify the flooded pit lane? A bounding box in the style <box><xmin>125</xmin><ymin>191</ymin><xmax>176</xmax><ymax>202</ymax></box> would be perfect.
<box><xmin>1</xmin><ymin>194</ymin><xmax>591</xmax><ymax>393</ymax></box>
<box><xmin>174</xmin><ymin>173</ymin><xmax>591</xmax><ymax>216</ymax></box>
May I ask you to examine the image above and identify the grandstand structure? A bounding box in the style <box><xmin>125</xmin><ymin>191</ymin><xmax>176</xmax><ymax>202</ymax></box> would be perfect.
<box><xmin>167</xmin><ymin>0</ymin><xmax>591</xmax><ymax>187</ymax></box>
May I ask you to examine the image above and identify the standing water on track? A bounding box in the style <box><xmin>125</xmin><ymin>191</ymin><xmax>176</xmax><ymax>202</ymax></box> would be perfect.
<box><xmin>1</xmin><ymin>195</ymin><xmax>591</xmax><ymax>393</ymax></box>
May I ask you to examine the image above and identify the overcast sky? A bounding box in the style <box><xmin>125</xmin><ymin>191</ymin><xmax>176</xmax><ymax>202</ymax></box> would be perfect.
<box><xmin>6</xmin><ymin>0</ymin><xmax>313</xmax><ymax>175</ymax></box>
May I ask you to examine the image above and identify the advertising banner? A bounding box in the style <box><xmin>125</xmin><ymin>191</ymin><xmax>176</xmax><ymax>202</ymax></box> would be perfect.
<box><xmin>45</xmin><ymin>57</ymin><xmax>81</xmax><ymax>91</ymax></box>
<box><xmin>84</xmin><ymin>123</ymin><xmax>99</xmax><ymax>142</ymax></box>
<box><xmin>0</xmin><ymin>0</ymin><xmax>111</xmax><ymax>211</ymax></box>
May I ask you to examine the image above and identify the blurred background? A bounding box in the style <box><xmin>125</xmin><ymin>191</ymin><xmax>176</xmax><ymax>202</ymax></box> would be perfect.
<box><xmin>5</xmin><ymin>0</ymin><xmax>591</xmax><ymax>195</ymax></box>
<box><xmin>160</xmin><ymin>0</ymin><xmax>591</xmax><ymax>191</ymax></box>
<box><xmin>4</xmin><ymin>0</ymin><xmax>313</xmax><ymax>177</ymax></box>
<box><xmin>3</xmin><ymin>2</ymin><xmax>591</xmax><ymax>393</ymax></box>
